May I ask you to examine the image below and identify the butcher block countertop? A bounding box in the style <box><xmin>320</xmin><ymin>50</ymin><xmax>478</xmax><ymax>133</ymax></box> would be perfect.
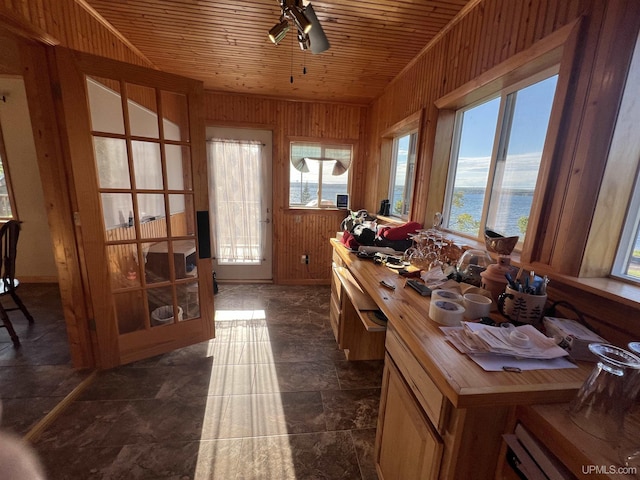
<box><xmin>331</xmin><ymin>239</ymin><xmax>593</xmax><ymax>409</ymax></box>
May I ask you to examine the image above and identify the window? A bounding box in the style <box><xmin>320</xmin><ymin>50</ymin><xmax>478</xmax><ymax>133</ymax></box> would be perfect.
<box><xmin>389</xmin><ymin>131</ymin><xmax>417</xmax><ymax>218</ymax></box>
<box><xmin>289</xmin><ymin>141</ymin><xmax>352</xmax><ymax>208</ymax></box>
<box><xmin>0</xmin><ymin>119</ymin><xmax>16</xmax><ymax>220</ymax></box>
<box><xmin>443</xmin><ymin>72</ymin><xmax>558</xmax><ymax>244</ymax></box>
<box><xmin>612</xmin><ymin>169</ymin><xmax>640</xmax><ymax>281</ymax></box>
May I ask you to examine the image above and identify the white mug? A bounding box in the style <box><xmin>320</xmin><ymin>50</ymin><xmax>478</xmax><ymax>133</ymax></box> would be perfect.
<box><xmin>462</xmin><ymin>293</ymin><xmax>492</xmax><ymax>320</ymax></box>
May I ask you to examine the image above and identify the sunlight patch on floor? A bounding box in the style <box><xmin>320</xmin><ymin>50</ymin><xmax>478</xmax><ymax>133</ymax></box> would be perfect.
<box><xmin>195</xmin><ymin>309</ymin><xmax>295</xmax><ymax>479</ymax></box>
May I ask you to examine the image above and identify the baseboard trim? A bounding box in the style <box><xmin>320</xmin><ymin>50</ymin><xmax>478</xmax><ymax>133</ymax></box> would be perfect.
<box><xmin>217</xmin><ymin>279</ymin><xmax>273</xmax><ymax>284</ymax></box>
<box><xmin>278</xmin><ymin>279</ymin><xmax>331</xmax><ymax>286</ymax></box>
<box><xmin>23</xmin><ymin>370</ymin><xmax>97</xmax><ymax>443</ymax></box>
<box><xmin>20</xmin><ymin>276</ymin><xmax>58</xmax><ymax>283</ymax></box>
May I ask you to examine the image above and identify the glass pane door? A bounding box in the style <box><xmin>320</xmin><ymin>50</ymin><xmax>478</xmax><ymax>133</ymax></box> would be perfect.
<box><xmin>88</xmin><ymin>76</ymin><xmax>201</xmax><ymax>333</ymax></box>
<box><xmin>55</xmin><ymin>47</ymin><xmax>213</xmax><ymax>368</ymax></box>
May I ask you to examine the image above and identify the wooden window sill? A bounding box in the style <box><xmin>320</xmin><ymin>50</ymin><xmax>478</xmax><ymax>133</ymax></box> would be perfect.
<box><xmin>429</xmin><ymin>229</ymin><xmax>640</xmax><ymax>311</ymax></box>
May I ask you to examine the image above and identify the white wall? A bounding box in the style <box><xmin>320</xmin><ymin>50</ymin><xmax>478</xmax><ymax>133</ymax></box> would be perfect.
<box><xmin>0</xmin><ymin>76</ymin><xmax>57</xmax><ymax>281</ymax></box>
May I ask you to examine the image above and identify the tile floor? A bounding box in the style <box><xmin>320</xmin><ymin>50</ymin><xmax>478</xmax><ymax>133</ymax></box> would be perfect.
<box><xmin>1</xmin><ymin>283</ymin><xmax>384</xmax><ymax>480</ymax></box>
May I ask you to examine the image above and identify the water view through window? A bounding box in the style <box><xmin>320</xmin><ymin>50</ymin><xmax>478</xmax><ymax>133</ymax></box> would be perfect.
<box><xmin>446</xmin><ymin>74</ymin><xmax>558</xmax><ymax>240</ymax></box>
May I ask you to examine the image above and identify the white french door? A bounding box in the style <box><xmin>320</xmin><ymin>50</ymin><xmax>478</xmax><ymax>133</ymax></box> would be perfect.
<box><xmin>206</xmin><ymin>127</ymin><xmax>273</xmax><ymax>281</ymax></box>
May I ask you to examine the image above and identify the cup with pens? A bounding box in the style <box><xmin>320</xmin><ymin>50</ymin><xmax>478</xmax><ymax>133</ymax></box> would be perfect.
<box><xmin>497</xmin><ymin>272</ymin><xmax>548</xmax><ymax>326</ymax></box>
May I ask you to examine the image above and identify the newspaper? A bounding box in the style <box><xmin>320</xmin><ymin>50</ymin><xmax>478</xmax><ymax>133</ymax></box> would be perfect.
<box><xmin>441</xmin><ymin>322</ymin><xmax>569</xmax><ymax>360</ymax></box>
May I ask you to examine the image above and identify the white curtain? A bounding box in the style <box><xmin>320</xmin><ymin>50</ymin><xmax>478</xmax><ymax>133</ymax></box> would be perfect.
<box><xmin>207</xmin><ymin>139</ymin><xmax>263</xmax><ymax>264</ymax></box>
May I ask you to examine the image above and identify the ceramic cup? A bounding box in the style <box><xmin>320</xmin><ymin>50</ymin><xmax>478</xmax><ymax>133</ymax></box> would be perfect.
<box><xmin>462</xmin><ymin>293</ymin><xmax>492</xmax><ymax>320</ymax></box>
<box><xmin>497</xmin><ymin>286</ymin><xmax>547</xmax><ymax>325</ymax></box>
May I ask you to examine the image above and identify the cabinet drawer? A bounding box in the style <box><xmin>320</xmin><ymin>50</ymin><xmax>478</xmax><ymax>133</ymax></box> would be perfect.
<box><xmin>331</xmin><ymin>267</ymin><xmax>342</xmax><ymax>303</ymax></box>
<box><xmin>386</xmin><ymin>327</ymin><xmax>448</xmax><ymax>433</ymax></box>
<box><xmin>332</xmin><ymin>249</ymin><xmax>345</xmax><ymax>268</ymax></box>
<box><xmin>329</xmin><ymin>292</ymin><xmax>340</xmax><ymax>344</ymax></box>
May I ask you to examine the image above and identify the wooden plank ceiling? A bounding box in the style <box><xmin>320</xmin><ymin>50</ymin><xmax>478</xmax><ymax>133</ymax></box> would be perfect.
<box><xmin>84</xmin><ymin>0</ymin><xmax>472</xmax><ymax>105</ymax></box>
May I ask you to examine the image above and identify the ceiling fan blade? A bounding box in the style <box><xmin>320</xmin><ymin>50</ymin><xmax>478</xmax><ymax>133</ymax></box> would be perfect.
<box><xmin>304</xmin><ymin>4</ymin><xmax>330</xmax><ymax>54</ymax></box>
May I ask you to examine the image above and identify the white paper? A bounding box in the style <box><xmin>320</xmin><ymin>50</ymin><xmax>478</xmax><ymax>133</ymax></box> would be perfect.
<box><xmin>441</xmin><ymin>322</ymin><xmax>569</xmax><ymax>359</ymax></box>
<box><xmin>469</xmin><ymin>353</ymin><xmax>577</xmax><ymax>371</ymax></box>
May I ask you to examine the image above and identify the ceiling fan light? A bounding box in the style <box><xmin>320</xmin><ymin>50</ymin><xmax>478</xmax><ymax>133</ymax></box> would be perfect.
<box><xmin>297</xmin><ymin>32</ymin><xmax>310</xmax><ymax>50</ymax></box>
<box><xmin>268</xmin><ymin>20</ymin><xmax>289</xmax><ymax>44</ymax></box>
<box><xmin>304</xmin><ymin>4</ymin><xmax>330</xmax><ymax>54</ymax></box>
<box><xmin>288</xmin><ymin>6</ymin><xmax>312</xmax><ymax>34</ymax></box>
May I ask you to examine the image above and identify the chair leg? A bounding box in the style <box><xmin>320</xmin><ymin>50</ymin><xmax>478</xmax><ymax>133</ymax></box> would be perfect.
<box><xmin>0</xmin><ymin>307</ymin><xmax>20</xmax><ymax>347</ymax></box>
<box><xmin>10</xmin><ymin>291</ymin><xmax>34</xmax><ymax>324</ymax></box>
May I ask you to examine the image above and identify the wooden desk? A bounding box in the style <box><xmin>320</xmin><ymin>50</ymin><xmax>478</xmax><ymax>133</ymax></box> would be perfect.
<box><xmin>330</xmin><ymin>239</ymin><xmax>594</xmax><ymax>479</ymax></box>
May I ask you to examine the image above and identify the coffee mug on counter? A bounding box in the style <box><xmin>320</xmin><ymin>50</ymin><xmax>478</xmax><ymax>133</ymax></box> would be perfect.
<box><xmin>497</xmin><ymin>286</ymin><xmax>547</xmax><ymax>325</ymax></box>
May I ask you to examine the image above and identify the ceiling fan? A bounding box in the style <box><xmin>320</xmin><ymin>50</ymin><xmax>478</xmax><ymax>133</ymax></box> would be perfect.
<box><xmin>268</xmin><ymin>0</ymin><xmax>330</xmax><ymax>54</ymax></box>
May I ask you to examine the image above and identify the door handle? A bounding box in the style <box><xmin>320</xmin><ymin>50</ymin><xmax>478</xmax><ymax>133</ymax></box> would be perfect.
<box><xmin>260</xmin><ymin>218</ymin><xmax>271</xmax><ymax>224</ymax></box>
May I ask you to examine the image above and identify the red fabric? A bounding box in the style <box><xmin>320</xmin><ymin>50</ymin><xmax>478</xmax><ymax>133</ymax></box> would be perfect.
<box><xmin>340</xmin><ymin>230</ymin><xmax>360</xmax><ymax>249</ymax></box>
<box><xmin>380</xmin><ymin>221</ymin><xmax>422</xmax><ymax>241</ymax></box>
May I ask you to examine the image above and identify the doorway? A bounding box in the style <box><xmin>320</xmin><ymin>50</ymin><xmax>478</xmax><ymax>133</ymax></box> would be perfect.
<box><xmin>206</xmin><ymin>127</ymin><xmax>273</xmax><ymax>281</ymax></box>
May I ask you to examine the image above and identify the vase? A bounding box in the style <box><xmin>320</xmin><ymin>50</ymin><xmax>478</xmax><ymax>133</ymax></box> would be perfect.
<box><xmin>569</xmin><ymin>343</ymin><xmax>640</xmax><ymax>442</ymax></box>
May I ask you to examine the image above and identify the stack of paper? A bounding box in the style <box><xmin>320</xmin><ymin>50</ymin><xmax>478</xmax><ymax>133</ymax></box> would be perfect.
<box><xmin>441</xmin><ymin>322</ymin><xmax>576</xmax><ymax>371</ymax></box>
<box><xmin>443</xmin><ymin>322</ymin><xmax>568</xmax><ymax>359</ymax></box>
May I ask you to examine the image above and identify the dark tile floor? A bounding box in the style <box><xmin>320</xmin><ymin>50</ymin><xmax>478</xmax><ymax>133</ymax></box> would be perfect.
<box><xmin>0</xmin><ymin>283</ymin><xmax>90</xmax><ymax>435</ymax></box>
<box><xmin>1</xmin><ymin>284</ymin><xmax>384</xmax><ymax>480</ymax></box>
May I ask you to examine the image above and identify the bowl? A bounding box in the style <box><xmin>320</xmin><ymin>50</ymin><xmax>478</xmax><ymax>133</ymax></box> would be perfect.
<box><xmin>484</xmin><ymin>230</ymin><xmax>519</xmax><ymax>256</ymax></box>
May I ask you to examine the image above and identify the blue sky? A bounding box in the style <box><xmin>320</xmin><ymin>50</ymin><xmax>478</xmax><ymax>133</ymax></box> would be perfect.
<box><xmin>293</xmin><ymin>75</ymin><xmax>558</xmax><ymax>189</ymax></box>
<box><xmin>454</xmin><ymin>75</ymin><xmax>558</xmax><ymax>188</ymax></box>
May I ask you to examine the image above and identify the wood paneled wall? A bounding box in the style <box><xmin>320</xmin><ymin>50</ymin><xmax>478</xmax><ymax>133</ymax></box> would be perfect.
<box><xmin>364</xmin><ymin>0</ymin><xmax>590</xmax><ymax>216</ymax></box>
<box><xmin>365</xmin><ymin>0</ymin><xmax>640</xmax><ymax>344</ymax></box>
<box><xmin>0</xmin><ymin>0</ymin><xmax>152</xmax><ymax>66</ymax></box>
<box><xmin>204</xmin><ymin>92</ymin><xmax>368</xmax><ymax>284</ymax></box>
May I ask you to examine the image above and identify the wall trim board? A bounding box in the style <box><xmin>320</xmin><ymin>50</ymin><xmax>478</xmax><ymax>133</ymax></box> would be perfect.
<box><xmin>0</xmin><ymin>7</ymin><xmax>59</xmax><ymax>46</ymax></box>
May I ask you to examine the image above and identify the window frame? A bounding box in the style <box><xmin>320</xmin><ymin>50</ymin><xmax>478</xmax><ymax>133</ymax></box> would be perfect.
<box><xmin>387</xmin><ymin>130</ymin><xmax>418</xmax><ymax>220</ymax></box>
<box><xmin>441</xmin><ymin>66</ymin><xmax>559</xmax><ymax>247</ymax></box>
<box><xmin>378</xmin><ymin>110</ymin><xmax>422</xmax><ymax>221</ymax></box>
<box><xmin>287</xmin><ymin>139</ymin><xmax>354</xmax><ymax>210</ymax></box>
<box><xmin>601</xmin><ymin>31</ymin><xmax>640</xmax><ymax>284</ymax></box>
<box><xmin>0</xmin><ymin>118</ymin><xmax>18</xmax><ymax>221</ymax></box>
<box><xmin>612</xmin><ymin>165</ymin><xmax>640</xmax><ymax>282</ymax></box>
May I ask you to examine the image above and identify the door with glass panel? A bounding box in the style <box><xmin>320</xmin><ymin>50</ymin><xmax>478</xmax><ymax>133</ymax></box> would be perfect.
<box><xmin>55</xmin><ymin>48</ymin><xmax>214</xmax><ymax>368</ymax></box>
<box><xmin>206</xmin><ymin>127</ymin><xmax>273</xmax><ymax>281</ymax></box>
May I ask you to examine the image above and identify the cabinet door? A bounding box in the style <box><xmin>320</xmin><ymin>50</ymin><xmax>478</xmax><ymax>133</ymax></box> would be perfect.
<box><xmin>376</xmin><ymin>357</ymin><xmax>443</xmax><ymax>480</ymax></box>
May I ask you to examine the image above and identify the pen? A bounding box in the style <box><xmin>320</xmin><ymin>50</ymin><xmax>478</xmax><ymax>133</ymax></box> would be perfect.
<box><xmin>502</xmin><ymin>366</ymin><xmax>522</xmax><ymax>373</ymax></box>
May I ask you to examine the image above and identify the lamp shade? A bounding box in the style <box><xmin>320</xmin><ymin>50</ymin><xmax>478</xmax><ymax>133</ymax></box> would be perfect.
<box><xmin>288</xmin><ymin>6</ymin><xmax>312</xmax><ymax>34</ymax></box>
<box><xmin>268</xmin><ymin>20</ymin><xmax>289</xmax><ymax>44</ymax></box>
<box><xmin>305</xmin><ymin>4</ymin><xmax>330</xmax><ymax>54</ymax></box>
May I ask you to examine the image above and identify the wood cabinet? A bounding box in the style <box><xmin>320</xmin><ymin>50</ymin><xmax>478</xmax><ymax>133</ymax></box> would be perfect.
<box><xmin>376</xmin><ymin>354</ymin><xmax>443</xmax><ymax>480</ymax></box>
<box><xmin>330</xmin><ymin>238</ymin><xmax>594</xmax><ymax>479</ymax></box>
<box><xmin>500</xmin><ymin>404</ymin><xmax>640</xmax><ymax>479</ymax></box>
<box><xmin>330</xmin><ymin>252</ymin><xmax>344</xmax><ymax>345</ymax></box>
<box><xmin>378</xmin><ymin>324</ymin><xmax>513</xmax><ymax>479</ymax></box>
<box><xmin>330</xmin><ymin>247</ymin><xmax>386</xmax><ymax>360</ymax></box>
